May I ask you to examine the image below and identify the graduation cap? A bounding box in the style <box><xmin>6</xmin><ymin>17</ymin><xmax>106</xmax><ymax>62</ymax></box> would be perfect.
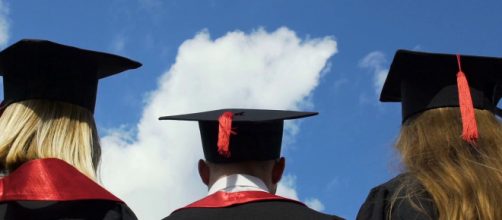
<box><xmin>381</xmin><ymin>49</ymin><xmax>502</xmax><ymax>144</ymax></box>
<box><xmin>159</xmin><ymin>109</ymin><xmax>318</xmax><ymax>163</ymax></box>
<box><xmin>0</xmin><ymin>39</ymin><xmax>142</xmax><ymax>112</ymax></box>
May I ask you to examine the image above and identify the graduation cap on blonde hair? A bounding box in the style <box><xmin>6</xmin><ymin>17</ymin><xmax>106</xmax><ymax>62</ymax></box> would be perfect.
<box><xmin>381</xmin><ymin>49</ymin><xmax>502</xmax><ymax>144</ymax></box>
<box><xmin>0</xmin><ymin>39</ymin><xmax>142</xmax><ymax>112</ymax></box>
<box><xmin>159</xmin><ymin>109</ymin><xmax>317</xmax><ymax>163</ymax></box>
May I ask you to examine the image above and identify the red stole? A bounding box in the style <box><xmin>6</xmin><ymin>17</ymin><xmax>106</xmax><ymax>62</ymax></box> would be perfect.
<box><xmin>175</xmin><ymin>190</ymin><xmax>305</xmax><ymax>212</ymax></box>
<box><xmin>0</xmin><ymin>158</ymin><xmax>122</xmax><ymax>202</ymax></box>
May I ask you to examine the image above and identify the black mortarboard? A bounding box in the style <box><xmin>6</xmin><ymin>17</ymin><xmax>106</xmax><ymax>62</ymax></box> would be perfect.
<box><xmin>0</xmin><ymin>39</ymin><xmax>142</xmax><ymax>112</ymax></box>
<box><xmin>159</xmin><ymin>109</ymin><xmax>318</xmax><ymax>163</ymax></box>
<box><xmin>381</xmin><ymin>49</ymin><xmax>502</xmax><ymax>143</ymax></box>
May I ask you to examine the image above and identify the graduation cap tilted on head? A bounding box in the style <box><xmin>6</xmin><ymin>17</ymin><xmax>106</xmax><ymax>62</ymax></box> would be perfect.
<box><xmin>159</xmin><ymin>109</ymin><xmax>318</xmax><ymax>163</ymax></box>
<box><xmin>381</xmin><ymin>49</ymin><xmax>502</xmax><ymax>144</ymax></box>
<box><xmin>0</xmin><ymin>39</ymin><xmax>142</xmax><ymax>112</ymax></box>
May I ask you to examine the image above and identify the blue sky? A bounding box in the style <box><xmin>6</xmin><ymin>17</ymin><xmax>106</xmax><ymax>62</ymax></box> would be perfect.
<box><xmin>3</xmin><ymin>0</ymin><xmax>502</xmax><ymax>219</ymax></box>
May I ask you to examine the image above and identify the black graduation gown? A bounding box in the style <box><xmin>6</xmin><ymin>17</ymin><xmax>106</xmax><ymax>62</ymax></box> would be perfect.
<box><xmin>163</xmin><ymin>191</ymin><xmax>344</xmax><ymax>220</ymax></box>
<box><xmin>356</xmin><ymin>174</ymin><xmax>438</xmax><ymax>220</ymax></box>
<box><xmin>0</xmin><ymin>200</ymin><xmax>136</xmax><ymax>220</ymax></box>
<box><xmin>0</xmin><ymin>158</ymin><xmax>137</xmax><ymax>220</ymax></box>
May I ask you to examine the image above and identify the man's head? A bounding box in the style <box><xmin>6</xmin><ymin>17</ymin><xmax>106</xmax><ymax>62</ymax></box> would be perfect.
<box><xmin>159</xmin><ymin>109</ymin><xmax>318</xmax><ymax>193</ymax></box>
<box><xmin>198</xmin><ymin>157</ymin><xmax>285</xmax><ymax>194</ymax></box>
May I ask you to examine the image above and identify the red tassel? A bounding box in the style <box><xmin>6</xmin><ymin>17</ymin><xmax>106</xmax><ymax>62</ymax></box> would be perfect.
<box><xmin>217</xmin><ymin>112</ymin><xmax>237</xmax><ymax>158</ymax></box>
<box><xmin>456</xmin><ymin>55</ymin><xmax>478</xmax><ymax>144</ymax></box>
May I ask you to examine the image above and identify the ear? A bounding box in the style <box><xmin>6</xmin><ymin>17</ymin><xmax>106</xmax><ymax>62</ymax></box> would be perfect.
<box><xmin>271</xmin><ymin>157</ymin><xmax>285</xmax><ymax>184</ymax></box>
<box><xmin>198</xmin><ymin>159</ymin><xmax>210</xmax><ymax>186</ymax></box>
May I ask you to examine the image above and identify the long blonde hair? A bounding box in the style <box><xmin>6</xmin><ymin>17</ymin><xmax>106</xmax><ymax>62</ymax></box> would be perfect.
<box><xmin>392</xmin><ymin>107</ymin><xmax>502</xmax><ymax>220</ymax></box>
<box><xmin>0</xmin><ymin>100</ymin><xmax>101</xmax><ymax>179</ymax></box>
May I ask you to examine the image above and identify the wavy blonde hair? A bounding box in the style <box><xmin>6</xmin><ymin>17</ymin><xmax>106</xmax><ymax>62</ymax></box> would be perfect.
<box><xmin>0</xmin><ymin>100</ymin><xmax>101</xmax><ymax>179</ymax></box>
<box><xmin>392</xmin><ymin>107</ymin><xmax>502</xmax><ymax>220</ymax></box>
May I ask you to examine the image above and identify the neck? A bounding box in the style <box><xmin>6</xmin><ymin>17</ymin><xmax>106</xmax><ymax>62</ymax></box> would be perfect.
<box><xmin>205</xmin><ymin>160</ymin><xmax>278</xmax><ymax>193</ymax></box>
<box><xmin>208</xmin><ymin>173</ymin><xmax>271</xmax><ymax>195</ymax></box>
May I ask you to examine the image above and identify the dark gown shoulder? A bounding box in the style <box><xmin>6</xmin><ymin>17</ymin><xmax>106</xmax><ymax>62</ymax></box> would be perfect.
<box><xmin>0</xmin><ymin>200</ymin><xmax>137</xmax><ymax>220</ymax></box>
<box><xmin>356</xmin><ymin>174</ymin><xmax>438</xmax><ymax>220</ymax></box>
<box><xmin>164</xmin><ymin>200</ymin><xmax>344</xmax><ymax>220</ymax></box>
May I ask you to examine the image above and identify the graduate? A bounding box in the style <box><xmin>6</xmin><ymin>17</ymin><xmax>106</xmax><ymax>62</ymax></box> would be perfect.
<box><xmin>160</xmin><ymin>109</ymin><xmax>344</xmax><ymax>220</ymax></box>
<box><xmin>357</xmin><ymin>50</ymin><xmax>502</xmax><ymax>220</ymax></box>
<box><xmin>0</xmin><ymin>39</ymin><xmax>141</xmax><ymax>219</ymax></box>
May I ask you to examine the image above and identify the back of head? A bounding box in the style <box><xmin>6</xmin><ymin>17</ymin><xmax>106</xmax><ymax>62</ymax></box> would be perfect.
<box><xmin>207</xmin><ymin>160</ymin><xmax>276</xmax><ymax>179</ymax></box>
<box><xmin>0</xmin><ymin>100</ymin><xmax>100</xmax><ymax>179</ymax></box>
<box><xmin>394</xmin><ymin>107</ymin><xmax>502</xmax><ymax>220</ymax></box>
<box><xmin>161</xmin><ymin>109</ymin><xmax>313</xmax><ymax>194</ymax></box>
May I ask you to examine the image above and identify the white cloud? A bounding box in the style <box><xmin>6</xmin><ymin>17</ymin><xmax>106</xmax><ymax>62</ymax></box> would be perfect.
<box><xmin>276</xmin><ymin>174</ymin><xmax>299</xmax><ymax>200</ymax></box>
<box><xmin>110</xmin><ymin>35</ymin><xmax>126</xmax><ymax>53</ymax></box>
<box><xmin>359</xmin><ymin>51</ymin><xmax>388</xmax><ymax>96</ymax></box>
<box><xmin>100</xmin><ymin>27</ymin><xmax>337</xmax><ymax>220</ymax></box>
<box><xmin>305</xmin><ymin>198</ymin><xmax>326</xmax><ymax>212</ymax></box>
<box><xmin>277</xmin><ymin>175</ymin><xmax>326</xmax><ymax>212</ymax></box>
<box><xmin>333</xmin><ymin>78</ymin><xmax>349</xmax><ymax>90</ymax></box>
<box><xmin>325</xmin><ymin>176</ymin><xmax>341</xmax><ymax>192</ymax></box>
<box><xmin>0</xmin><ymin>0</ymin><xmax>10</xmax><ymax>47</ymax></box>
<box><xmin>413</xmin><ymin>45</ymin><xmax>422</xmax><ymax>50</ymax></box>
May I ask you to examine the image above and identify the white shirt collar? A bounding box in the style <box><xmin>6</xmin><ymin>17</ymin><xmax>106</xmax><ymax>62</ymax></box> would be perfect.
<box><xmin>208</xmin><ymin>174</ymin><xmax>270</xmax><ymax>195</ymax></box>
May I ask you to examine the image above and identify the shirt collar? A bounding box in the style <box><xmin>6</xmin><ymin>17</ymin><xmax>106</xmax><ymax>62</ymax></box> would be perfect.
<box><xmin>208</xmin><ymin>174</ymin><xmax>270</xmax><ymax>195</ymax></box>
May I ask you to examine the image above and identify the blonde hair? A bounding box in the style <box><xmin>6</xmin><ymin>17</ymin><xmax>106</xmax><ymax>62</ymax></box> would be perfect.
<box><xmin>0</xmin><ymin>100</ymin><xmax>101</xmax><ymax>179</ymax></box>
<box><xmin>392</xmin><ymin>107</ymin><xmax>502</xmax><ymax>220</ymax></box>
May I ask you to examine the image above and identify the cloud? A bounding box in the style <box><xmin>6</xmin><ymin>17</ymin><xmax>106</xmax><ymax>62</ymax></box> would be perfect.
<box><xmin>110</xmin><ymin>35</ymin><xmax>127</xmax><ymax>53</ymax></box>
<box><xmin>305</xmin><ymin>198</ymin><xmax>326</xmax><ymax>212</ymax></box>
<box><xmin>276</xmin><ymin>175</ymin><xmax>325</xmax><ymax>211</ymax></box>
<box><xmin>0</xmin><ymin>0</ymin><xmax>9</xmax><ymax>47</ymax></box>
<box><xmin>276</xmin><ymin>175</ymin><xmax>299</xmax><ymax>200</ymax></box>
<box><xmin>100</xmin><ymin>27</ymin><xmax>337</xmax><ymax>220</ymax></box>
<box><xmin>359</xmin><ymin>51</ymin><xmax>388</xmax><ymax>96</ymax></box>
<box><xmin>413</xmin><ymin>45</ymin><xmax>422</xmax><ymax>50</ymax></box>
<box><xmin>333</xmin><ymin>78</ymin><xmax>349</xmax><ymax>90</ymax></box>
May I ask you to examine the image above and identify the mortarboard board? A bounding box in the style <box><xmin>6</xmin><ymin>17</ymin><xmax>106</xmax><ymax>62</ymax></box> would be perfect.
<box><xmin>380</xmin><ymin>49</ymin><xmax>502</xmax><ymax>143</ymax></box>
<box><xmin>0</xmin><ymin>39</ymin><xmax>142</xmax><ymax>112</ymax></box>
<box><xmin>159</xmin><ymin>109</ymin><xmax>318</xmax><ymax>163</ymax></box>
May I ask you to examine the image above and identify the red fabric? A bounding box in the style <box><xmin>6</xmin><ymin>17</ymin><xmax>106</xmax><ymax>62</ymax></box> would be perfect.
<box><xmin>456</xmin><ymin>54</ymin><xmax>479</xmax><ymax>144</ymax></box>
<box><xmin>176</xmin><ymin>191</ymin><xmax>305</xmax><ymax>212</ymax></box>
<box><xmin>217</xmin><ymin>112</ymin><xmax>236</xmax><ymax>158</ymax></box>
<box><xmin>0</xmin><ymin>158</ymin><xmax>122</xmax><ymax>202</ymax></box>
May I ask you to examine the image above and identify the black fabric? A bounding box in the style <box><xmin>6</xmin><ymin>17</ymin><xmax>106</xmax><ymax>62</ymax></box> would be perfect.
<box><xmin>164</xmin><ymin>200</ymin><xmax>344</xmax><ymax>220</ymax></box>
<box><xmin>0</xmin><ymin>39</ymin><xmax>142</xmax><ymax>112</ymax></box>
<box><xmin>0</xmin><ymin>200</ymin><xmax>137</xmax><ymax>220</ymax></box>
<box><xmin>159</xmin><ymin>109</ymin><xmax>318</xmax><ymax>122</ymax></box>
<box><xmin>159</xmin><ymin>109</ymin><xmax>317</xmax><ymax>163</ymax></box>
<box><xmin>380</xmin><ymin>50</ymin><xmax>502</xmax><ymax>122</ymax></box>
<box><xmin>357</xmin><ymin>174</ymin><xmax>438</xmax><ymax>220</ymax></box>
<box><xmin>199</xmin><ymin>121</ymin><xmax>283</xmax><ymax>163</ymax></box>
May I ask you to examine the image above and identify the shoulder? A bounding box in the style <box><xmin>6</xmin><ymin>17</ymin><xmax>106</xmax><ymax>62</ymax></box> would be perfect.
<box><xmin>357</xmin><ymin>174</ymin><xmax>437</xmax><ymax>220</ymax></box>
<box><xmin>356</xmin><ymin>174</ymin><xmax>404</xmax><ymax>220</ymax></box>
<box><xmin>372</xmin><ymin>173</ymin><xmax>410</xmax><ymax>192</ymax></box>
<box><xmin>165</xmin><ymin>200</ymin><xmax>343</xmax><ymax>220</ymax></box>
<box><xmin>0</xmin><ymin>200</ymin><xmax>137</xmax><ymax>220</ymax></box>
<box><xmin>361</xmin><ymin>174</ymin><xmax>410</xmax><ymax>209</ymax></box>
